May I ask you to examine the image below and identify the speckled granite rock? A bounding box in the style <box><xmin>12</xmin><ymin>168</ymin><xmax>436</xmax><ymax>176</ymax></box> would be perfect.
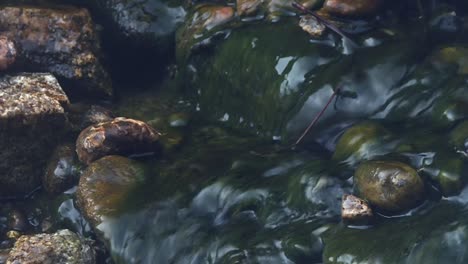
<box><xmin>0</xmin><ymin>6</ymin><xmax>111</xmax><ymax>96</ymax></box>
<box><xmin>0</xmin><ymin>73</ymin><xmax>69</xmax><ymax>197</ymax></box>
<box><xmin>6</xmin><ymin>229</ymin><xmax>95</xmax><ymax>264</ymax></box>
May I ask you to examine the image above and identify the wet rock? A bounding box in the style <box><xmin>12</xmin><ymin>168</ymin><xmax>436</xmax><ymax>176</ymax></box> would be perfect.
<box><xmin>83</xmin><ymin>0</ymin><xmax>185</xmax><ymax>52</ymax></box>
<box><xmin>431</xmin><ymin>47</ymin><xmax>468</xmax><ymax>75</ymax></box>
<box><xmin>76</xmin><ymin>155</ymin><xmax>147</xmax><ymax>227</ymax></box>
<box><xmin>332</xmin><ymin>122</ymin><xmax>394</xmax><ymax>165</ymax></box>
<box><xmin>420</xmin><ymin>153</ymin><xmax>468</xmax><ymax>197</ymax></box>
<box><xmin>450</xmin><ymin>120</ymin><xmax>468</xmax><ymax>152</ymax></box>
<box><xmin>354</xmin><ymin>161</ymin><xmax>425</xmax><ymax>213</ymax></box>
<box><xmin>6</xmin><ymin>229</ymin><xmax>95</xmax><ymax>264</ymax></box>
<box><xmin>176</xmin><ymin>5</ymin><xmax>235</xmax><ymax>61</ymax></box>
<box><xmin>431</xmin><ymin>98</ymin><xmax>468</xmax><ymax>127</ymax></box>
<box><xmin>341</xmin><ymin>194</ymin><xmax>373</xmax><ymax>225</ymax></box>
<box><xmin>0</xmin><ymin>36</ymin><xmax>16</xmax><ymax>71</ymax></box>
<box><xmin>237</xmin><ymin>0</ymin><xmax>263</xmax><ymax>17</ymax></box>
<box><xmin>43</xmin><ymin>144</ymin><xmax>82</xmax><ymax>195</ymax></box>
<box><xmin>76</xmin><ymin>117</ymin><xmax>161</xmax><ymax>164</ymax></box>
<box><xmin>0</xmin><ymin>6</ymin><xmax>111</xmax><ymax>96</ymax></box>
<box><xmin>7</xmin><ymin>210</ymin><xmax>27</xmax><ymax>232</ymax></box>
<box><xmin>0</xmin><ymin>73</ymin><xmax>69</xmax><ymax>197</ymax></box>
<box><xmin>322</xmin><ymin>0</ymin><xmax>381</xmax><ymax>17</ymax></box>
<box><xmin>5</xmin><ymin>231</ymin><xmax>20</xmax><ymax>240</ymax></box>
<box><xmin>299</xmin><ymin>15</ymin><xmax>326</xmax><ymax>37</ymax></box>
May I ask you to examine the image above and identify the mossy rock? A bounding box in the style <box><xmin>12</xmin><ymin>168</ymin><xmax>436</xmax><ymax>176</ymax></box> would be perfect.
<box><xmin>354</xmin><ymin>160</ymin><xmax>425</xmax><ymax>213</ymax></box>
<box><xmin>332</xmin><ymin>122</ymin><xmax>393</xmax><ymax>165</ymax></box>
<box><xmin>76</xmin><ymin>155</ymin><xmax>148</xmax><ymax>228</ymax></box>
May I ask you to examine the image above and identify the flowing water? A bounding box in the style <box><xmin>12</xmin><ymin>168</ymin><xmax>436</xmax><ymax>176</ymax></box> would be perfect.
<box><xmin>3</xmin><ymin>1</ymin><xmax>468</xmax><ymax>263</ymax></box>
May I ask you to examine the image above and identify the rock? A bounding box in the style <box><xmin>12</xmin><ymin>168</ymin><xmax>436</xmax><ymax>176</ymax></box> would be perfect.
<box><xmin>83</xmin><ymin>0</ymin><xmax>186</xmax><ymax>52</ymax></box>
<box><xmin>7</xmin><ymin>209</ymin><xmax>27</xmax><ymax>232</ymax></box>
<box><xmin>0</xmin><ymin>73</ymin><xmax>69</xmax><ymax>197</ymax></box>
<box><xmin>0</xmin><ymin>6</ymin><xmax>111</xmax><ymax>96</ymax></box>
<box><xmin>450</xmin><ymin>120</ymin><xmax>468</xmax><ymax>152</ymax></box>
<box><xmin>299</xmin><ymin>15</ymin><xmax>326</xmax><ymax>37</ymax></box>
<box><xmin>420</xmin><ymin>153</ymin><xmax>468</xmax><ymax>197</ymax></box>
<box><xmin>176</xmin><ymin>5</ymin><xmax>235</xmax><ymax>61</ymax></box>
<box><xmin>431</xmin><ymin>98</ymin><xmax>468</xmax><ymax>128</ymax></box>
<box><xmin>43</xmin><ymin>144</ymin><xmax>82</xmax><ymax>195</ymax></box>
<box><xmin>76</xmin><ymin>155</ymin><xmax>147</xmax><ymax>227</ymax></box>
<box><xmin>431</xmin><ymin>47</ymin><xmax>468</xmax><ymax>75</ymax></box>
<box><xmin>6</xmin><ymin>229</ymin><xmax>95</xmax><ymax>264</ymax></box>
<box><xmin>76</xmin><ymin>117</ymin><xmax>161</xmax><ymax>164</ymax></box>
<box><xmin>237</xmin><ymin>0</ymin><xmax>263</xmax><ymax>17</ymax></box>
<box><xmin>322</xmin><ymin>0</ymin><xmax>381</xmax><ymax>17</ymax></box>
<box><xmin>341</xmin><ymin>194</ymin><xmax>373</xmax><ymax>225</ymax></box>
<box><xmin>354</xmin><ymin>161</ymin><xmax>425</xmax><ymax>213</ymax></box>
<box><xmin>0</xmin><ymin>36</ymin><xmax>16</xmax><ymax>71</ymax></box>
<box><xmin>5</xmin><ymin>231</ymin><xmax>20</xmax><ymax>240</ymax></box>
<box><xmin>332</xmin><ymin>122</ymin><xmax>394</xmax><ymax>165</ymax></box>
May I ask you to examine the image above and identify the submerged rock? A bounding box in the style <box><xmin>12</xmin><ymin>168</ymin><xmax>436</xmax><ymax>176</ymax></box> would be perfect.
<box><xmin>354</xmin><ymin>161</ymin><xmax>425</xmax><ymax>213</ymax></box>
<box><xmin>76</xmin><ymin>117</ymin><xmax>161</xmax><ymax>164</ymax></box>
<box><xmin>421</xmin><ymin>153</ymin><xmax>468</xmax><ymax>197</ymax></box>
<box><xmin>450</xmin><ymin>120</ymin><xmax>468</xmax><ymax>152</ymax></box>
<box><xmin>0</xmin><ymin>73</ymin><xmax>69</xmax><ymax>196</ymax></box>
<box><xmin>332</xmin><ymin>122</ymin><xmax>393</xmax><ymax>165</ymax></box>
<box><xmin>6</xmin><ymin>229</ymin><xmax>95</xmax><ymax>264</ymax></box>
<box><xmin>322</xmin><ymin>0</ymin><xmax>381</xmax><ymax>17</ymax></box>
<box><xmin>76</xmin><ymin>156</ymin><xmax>147</xmax><ymax>227</ymax></box>
<box><xmin>0</xmin><ymin>6</ymin><xmax>111</xmax><ymax>96</ymax></box>
<box><xmin>43</xmin><ymin>144</ymin><xmax>82</xmax><ymax>195</ymax></box>
<box><xmin>341</xmin><ymin>194</ymin><xmax>373</xmax><ymax>225</ymax></box>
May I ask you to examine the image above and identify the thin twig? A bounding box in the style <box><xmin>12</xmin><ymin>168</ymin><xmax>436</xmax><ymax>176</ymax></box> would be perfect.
<box><xmin>294</xmin><ymin>85</ymin><xmax>342</xmax><ymax>146</ymax></box>
<box><xmin>292</xmin><ymin>1</ymin><xmax>358</xmax><ymax>47</ymax></box>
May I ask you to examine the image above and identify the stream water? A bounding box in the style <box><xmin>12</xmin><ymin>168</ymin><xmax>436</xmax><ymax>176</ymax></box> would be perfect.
<box><xmin>2</xmin><ymin>1</ymin><xmax>468</xmax><ymax>263</ymax></box>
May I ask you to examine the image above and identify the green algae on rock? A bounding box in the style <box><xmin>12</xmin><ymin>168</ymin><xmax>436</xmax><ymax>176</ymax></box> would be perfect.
<box><xmin>450</xmin><ymin>120</ymin><xmax>468</xmax><ymax>152</ymax></box>
<box><xmin>0</xmin><ymin>6</ymin><xmax>111</xmax><ymax>97</ymax></box>
<box><xmin>354</xmin><ymin>160</ymin><xmax>425</xmax><ymax>213</ymax></box>
<box><xmin>332</xmin><ymin>122</ymin><xmax>394</xmax><ymax>165</ymax></box>
<box><xmin>421</xmin><ymin>152</ymin><xmax>468</xmax><ymax>197</ymax></box>
<box><xmin>6</xmin><ymin>229</ymin><xmax>95</xmax><ymax>264</ymax></box>
<box><xmin>76</xmin><ymin>156</ymin><xmax>148</xmax><ymax>227</ymax></box>
<box><xmin>0</xmin><ymin>73</ymin><xmax>69</xmax><ymax>197</ymax></box>
<box><xmin>76</xmin><ymin>117</ymin><xmax>161</xmax><ymax>164</ymax></box>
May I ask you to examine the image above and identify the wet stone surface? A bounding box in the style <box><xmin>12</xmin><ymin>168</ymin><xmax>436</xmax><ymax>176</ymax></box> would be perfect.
<box><xmin>0</xmin><ymin>6</ymin><xmax>111</xmax><ymax>97</ymax></box>
<box><xmin>76</xmin><ymin>117</ymin><xmax>161</xmax><ymax>164</ymax></box>
<box><xmin>6</xmin><ymin>229</ymin><xmax>95</xmax><ymax>264</ymax></box>
<box><xmin>0</xmin><ymin>73</ymin><xmax>69</xmax><ymax>197</ymax></box>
